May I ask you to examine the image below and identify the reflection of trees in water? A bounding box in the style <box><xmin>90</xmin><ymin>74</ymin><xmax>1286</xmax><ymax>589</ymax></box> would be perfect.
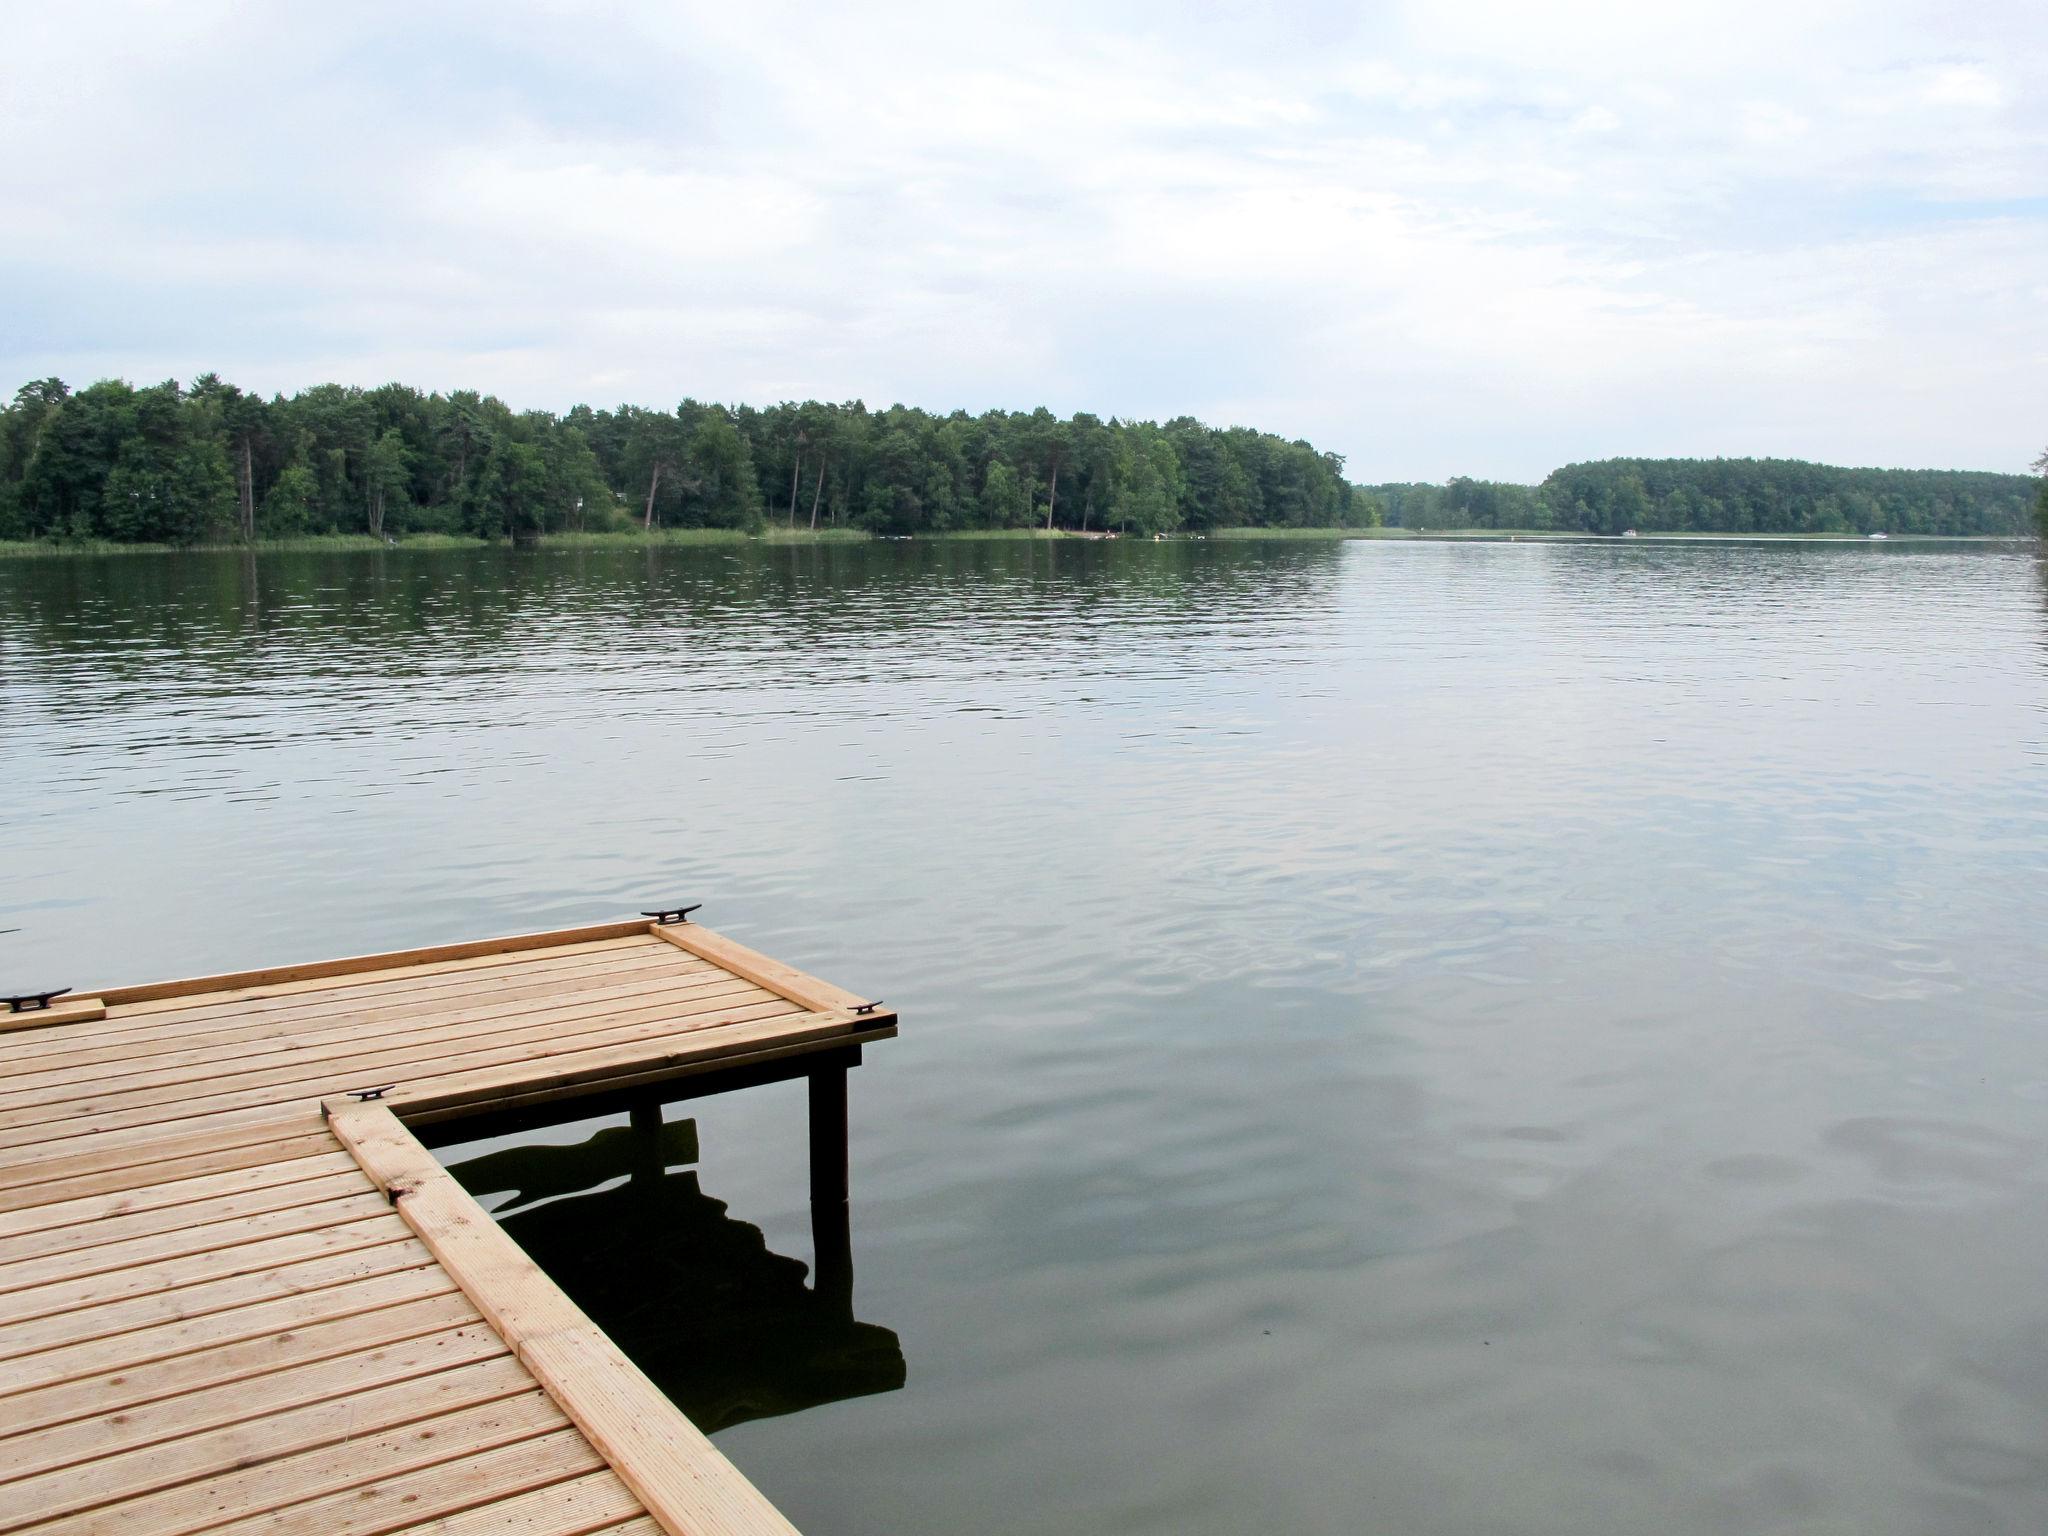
<box><xmin>2036</xmin><ymin>548</ymin><xmax>2048</xmax><ymax>670</ymax></box>
<box><xmin>0</xmin><ymin>548</ymin><xmax>551</xmax><ymax>666</ymax></box>
<box><xmin>0</xmin><ymin>540</ymin><xmax>1348</xmax><ymax>666</ymax></box>
<box><xmin>444</xmin><ymin>1112</ymin><xmax>904</xmax><ymax>1435</ymax></box>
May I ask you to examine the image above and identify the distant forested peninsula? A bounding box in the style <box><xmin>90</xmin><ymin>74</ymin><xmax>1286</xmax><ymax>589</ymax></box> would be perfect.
<box><xmin>1373</xmin><ymin>458</ymin><xmax>2040</xmax><ymax>538</ymax></box>
<box><xmin>0</xmin><ymin>375</ymin><xmax>2039</xmax><ymax>546</ymax></box>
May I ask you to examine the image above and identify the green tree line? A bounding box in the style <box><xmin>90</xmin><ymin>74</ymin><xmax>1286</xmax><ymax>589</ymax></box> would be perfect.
<box><xmin>2036</xmin><ymin>446</ymin><xmax>2048</xmax><ymax>536</ymax></box>
<box><xmin>1375</xmin><ymin>458</ymin><xmax>2039</xmax><ymax>537</ymax></box>
<box><xmin>3</xmin><ymin>376</ymin><xmax>2034</xmax><ymax>544</ymax></box>
<box><xmin>0</xmin><ymin>376</ymin><xmax>1376</xmax><ymax>543</ymax></box>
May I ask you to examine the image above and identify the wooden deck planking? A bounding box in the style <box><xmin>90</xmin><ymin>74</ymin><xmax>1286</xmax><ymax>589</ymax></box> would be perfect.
<box><xmin>0</xmin><ymin>959</ymin><xmax>693</xmax><ymax>1073</ymax></box>
<box><xmin>0</xmin><ymin>920</ymin><xmax>896</xmax><ymax>1535</ymax></box>
<box><xmin>0</xmin><ymin>963</ymin><xmax>759</xmax><ymax>1085</ymax></box>
<box><xmin>0</xmin><ymin>1149</ymin><xmax>361</xmax><ymax>1240</ymax></box>
<box><xmin>4</xmin><ymin>1354</ymin><xmax>543</xmax><ymax>1527</ymax></box>
<box><xmin>0</xmin><ymin>977</ymin><xmax>778</xmax><ymax>1116</ymax></box>
<box><xmin>0</xmin><ymin>1011</ymin><xmax>811</xmax><ymax>1154</ymax></box>
<box><xmin>0</xmin><ymin>1262</ymin><xmax>461</xmax><ymax>1402</ymax></box>
<box><xmin>4</xmin><ymin>1322</ymin><xmax>509</xmax><ymax>1485</ymax></box>
<box><xmin>0</xmin><ymin>1184</ymin><xmax>396</xmax><ymax>1289</ymax></box>
<box><xmin>0</xmin><ymin>951</ymin><xmax>715</xmax><ymax>1083</ymax></box>
<box><xmin>13</xmin><ymin>1393</ymin><xmax>582</xmax><ymax>1535</ymax></box>
<box><xmin>381</xmin><ymin>1470</ymin><xmax>650</xmax><ymax>1534</ymax></box>
<box><xmin>0</xmin><ymin>1105</ymin><xmax>333</xmax><ymax>1182</ymax></box>
<box><xmin>9</xmin><ymin>936</ymin><xmax>668</xmax><ymax>1036</ymax></box>
<box><xmin>197</xmin><ymin>1429</ymin><xmax>611</xmax><ymax>1536</ymax></box>
<box><xmin>91</xmin><ymin>922</ymin><xmax>661</xmax><ymax>1007</ymax></box>
<box><xmin>0</xmin><ymin>1291</ymin><xmax>485</xmax><ymax>1441</ymax></box>
<box><xmin>0</xmin><ymin>1132</ymin><xmax>345</xmax><ymax>1211</ymax></box>
<box><xmin>0</xmin><ymin>942</ymin><xmax>668</xmax><ymax>1059</ymax></box>
<box><xmin>4</xmin><ymin>1210</ymin><xmax>418</xmax><ymax>1328</ymax></box>
<box><xmin>0</xmin><ymin>983</ymin><xmax>793</xmax><ymax>1132</ymax></box>
<box><xmin>100</xmin><ymin>947</ymin><xmax>706</xmax><ymax>1043</ymax></box>
<box><xmin>0</xmin><ymin>1168</ymin><xmax>375</xmax><ymax>1262</ymax></box>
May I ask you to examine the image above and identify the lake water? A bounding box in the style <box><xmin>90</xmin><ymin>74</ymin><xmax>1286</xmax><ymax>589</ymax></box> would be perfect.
<box><xmin>4</xmin><ymin>538</ymin><xmax>2048</xmax><ymax>1535</ymax></box>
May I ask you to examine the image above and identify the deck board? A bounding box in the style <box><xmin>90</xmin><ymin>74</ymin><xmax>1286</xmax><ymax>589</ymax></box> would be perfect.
<box><xmin>0</xmin><ymin>952</ymin><xmax>710</xmax><ymax>1080</ymax></box>
<box><xmin>201</xmin><ymin>1429</ymin><xmax>608</xmax><ymax>1536</ymax></box>
<box><xmin>4</xmin><ymin>1356</ymin><xmax>543</xmax><ymax>1528</ymax></box>
<box><xmin>0</xmin><ymin>1291</ymin><xmax>483</xmax><ymax>1437</ymax></box>
<box><xmin>1</xmin><ymin>1322</ymin><xmax>509</xmax><ymax>1485</ymax></box>
<box><xmin>19</xmin><ymin>939</ymin><xmax>665</xmax><ymax>1034</ymax></box>
<box><xmin>0</xmin><ymin>1265</ymin><xmax>461</xmax><ymax>1402</ymax></box>
<box><xmin>0</xmin><ymin>1184</ymin><xmax>392</xmax><ymax>1286</ymax></box>
<box><xmin>0</xmin><ymin>919</ymin><xmax>894</xmax><ymax>1536</ymax></box>
<box><xmin>0</xmin><ymin>1149</ymin><xmax>360</xmax><ymax>1239</ymax></box>
<box><xmin>0</xmin><ymin>983</ymin><xmax>788</xmax><ymax>1129</ymax></box>
<box><xmin>0</xmin><ymin>1136</ymin><xmax>346</xmax><ymax>1222</ymax></box>
<box><xmin>382</xmin><ymin>1470</ymin><xmax>649</xmax><ymax>1534</ymax></box>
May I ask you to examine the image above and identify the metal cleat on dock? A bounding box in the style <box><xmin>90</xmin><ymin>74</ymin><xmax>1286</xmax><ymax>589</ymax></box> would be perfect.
<box><xmin>3</xmin><ymin>987</ymin><xmax>70</xmax><ymax>1014</ymax></box>
<box><xmin>642</xmin><ymin>904</ymin><xmax>702</xmax><ymax>924</ymax></box>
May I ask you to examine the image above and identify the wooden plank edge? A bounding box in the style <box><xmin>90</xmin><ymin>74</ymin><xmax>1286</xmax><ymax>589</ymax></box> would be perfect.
<box><xmin>338</xmin><ymin>1009</ymin><xmax>893</xmax><ymax>1123</ymax></box>
<box><xmin>648</xmin><ymin>924</ymin><xmax>884</xmax><ymax>1016</ymax></box>
<box><xmin>0</xmin><ymin>948</ymin><xmax>706</xmax><ymax>1077</ymax></box>
<box><xmin>98</xmin><ymin>936</ymin><xmax>665</xmax><ymax>1027</ymax></box>
<box><xmin>0</xmin><ymin>1000</ymin><xmax>106</xmax><ymax>1034</ymax></box>
<box><xmin>382</xmin><ymin>1023</ymin><xmax>898</xmax><ymax>1128</ymax></box>
<box><xmin>94</xmin><ymin>921</ymin><xmax>660</xmax><ymax>1007</ymax></box>
<box><xmin>0</xmin><ymin>986</ymin><xmax>798</xmax><ymax>1137</ymax></box>
<box><xmin>325</xmin><ymin>1101</ymin><xmax>802</xmax><ymax>1536</ymax></box>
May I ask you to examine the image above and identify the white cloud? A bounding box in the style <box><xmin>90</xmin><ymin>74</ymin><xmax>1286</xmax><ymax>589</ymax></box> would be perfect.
<box><xmin>1921</xmin><ymin>64</ymin><xmax>2005</xmax><ymax>110</ymax></box>
<box><xmin>1739</xmin><ymin>103</ymin><xmax>1814</xmax><ymax>145</ymax></box>
<box><xmin>0</xmin><ymin>0</ymin><xmax>2043</xmax><ymax>480</ymax></box>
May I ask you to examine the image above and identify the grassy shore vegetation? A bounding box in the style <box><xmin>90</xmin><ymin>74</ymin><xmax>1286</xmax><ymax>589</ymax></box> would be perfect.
<box><xmin>0</xmin><ymin>528</ymin><xmax>889</xmax><ymax>558</ymax></box>
<box><xmin>10</xmin><ymin>526</ymin><xmax>2027</xmax><ymax>562</ymax></box>
<box><xmin>1212</xmin><ymin>527</ymin><xmax>2028</xmax><ymax>542</ymax></box>
<box><xmin>1207</xmin><ymin>525</ymin><xmax>1574</xmax><ymax>540</ymax></box>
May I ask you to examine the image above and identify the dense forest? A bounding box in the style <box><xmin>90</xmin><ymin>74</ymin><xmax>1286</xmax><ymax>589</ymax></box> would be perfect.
<box><xmin>0</xmin><ymin>375</ymin><xmax>2038</xmax><ymax>544</ymax></box>
<box><xmin>1375</xmin><ymin>459</ymin><xmax>2040</xmax><ymax>537</ymax></box>
<box><xmin>0</xmin><ymin>376</ymin><xmax>1372</xmax><ymax>543</ymax></box>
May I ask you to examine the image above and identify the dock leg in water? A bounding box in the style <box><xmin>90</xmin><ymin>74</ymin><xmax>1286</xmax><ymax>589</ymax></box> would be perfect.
<box><xmin>809</xmin><ymin>1062</ymin><xmax>854</xmax><ymax>1317</ymax></box>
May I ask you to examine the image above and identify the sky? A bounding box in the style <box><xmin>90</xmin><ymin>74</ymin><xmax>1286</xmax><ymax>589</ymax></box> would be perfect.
<box><xmin>1</xmin><ymin>1</ymin><xmax>2043</xmax><ymax>484</ymax></box>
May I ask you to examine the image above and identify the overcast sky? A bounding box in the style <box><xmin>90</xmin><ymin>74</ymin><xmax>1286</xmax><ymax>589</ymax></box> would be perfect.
<box><xmin>2</xmin><ymin>1</ymin><xmax>2042</xmax><ymax>483</ymax></box>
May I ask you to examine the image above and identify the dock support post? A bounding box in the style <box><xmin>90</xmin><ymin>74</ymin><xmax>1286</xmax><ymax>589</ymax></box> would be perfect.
<box><xmin>807</xmin><ymin>1062</ymin><xmax>848</xmax><ymax>1205</ymax></box>
<box><xmin>808</xmin><ymin>1063</ymin><xmax>853</xmax><ymax>1316</ymax></box>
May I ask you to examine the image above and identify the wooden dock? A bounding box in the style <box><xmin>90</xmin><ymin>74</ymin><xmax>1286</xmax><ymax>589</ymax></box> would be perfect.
<box><xmin>0</xmin><ymin>917</ymin><xmax>897</xmax><ymax>1535</ymax></box>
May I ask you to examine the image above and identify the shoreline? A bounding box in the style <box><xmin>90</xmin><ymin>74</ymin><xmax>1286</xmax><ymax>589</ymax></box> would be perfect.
<box><xmin>0</xmin><ymin>527</ymin><xmax>2032</xmax><ymax>559</ymax></box>
<box><xmin>1210</xmin><ymin>528</ymin><xmax>2035</xmax><ymax>544</ymax></box>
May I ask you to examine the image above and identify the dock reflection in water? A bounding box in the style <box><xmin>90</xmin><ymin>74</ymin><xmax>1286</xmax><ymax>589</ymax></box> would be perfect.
<box><xmin>438</xmin><ymin>1095</ymin><xmax>905</xmax><ymax>1434</ymax></box>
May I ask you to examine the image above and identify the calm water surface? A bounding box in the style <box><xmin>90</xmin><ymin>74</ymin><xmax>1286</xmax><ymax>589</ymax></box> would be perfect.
<box><xmin>5</xmin><ymin>540</ymin><xmax>2048</xmax><ymax>1535</ymax></box>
